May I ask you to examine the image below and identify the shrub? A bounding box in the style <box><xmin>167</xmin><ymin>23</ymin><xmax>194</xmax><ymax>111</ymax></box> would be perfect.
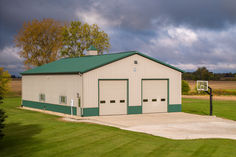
<box><xmin>182</xmin><ymin>80</ymin><xmax>190</xmax><ymax>95</ymax></box>
<box><xmin>0</xmin><ymin>109</ymin><xmax>7</xmax><ymax>139</ymax></box>
<box><xmin>0</xmin><ymin>68</ymin><xmax>10</xmax><ymax>139</ymax></box>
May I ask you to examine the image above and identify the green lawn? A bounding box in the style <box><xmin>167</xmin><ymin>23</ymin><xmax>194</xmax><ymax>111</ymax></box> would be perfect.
<box><xmin>0</xmin><ymin>97</ymin><xmax>236</xmax><ymax>157</ymax></box>
<box><xmin>182</xmin><ymin>98</ymin><xmax>236</xmax><ymax>121</ymax></box>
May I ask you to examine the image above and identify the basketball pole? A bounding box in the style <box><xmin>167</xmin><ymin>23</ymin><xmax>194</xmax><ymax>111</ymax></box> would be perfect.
<box><xmin>205</xmin><ymin>86</ymin><xmax>213</xmax><ymax>116</ymax></box>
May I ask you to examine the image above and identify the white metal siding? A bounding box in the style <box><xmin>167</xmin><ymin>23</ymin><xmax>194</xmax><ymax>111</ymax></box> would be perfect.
<box><xmin>22</xmin><ymin>74</ymin><xmax>83</xmax><ymax>115</ymax></box>
<box><xmin>83</xmin><ymin>54</ymin><xmax>181</xmax><ymax>110</ymax></box>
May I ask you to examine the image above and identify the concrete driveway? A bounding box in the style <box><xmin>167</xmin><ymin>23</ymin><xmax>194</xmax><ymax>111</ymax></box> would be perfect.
<box><xmin>75</xmin><ymin>112</ymin><xmax>236</xmax><ymax>140</ymax></box>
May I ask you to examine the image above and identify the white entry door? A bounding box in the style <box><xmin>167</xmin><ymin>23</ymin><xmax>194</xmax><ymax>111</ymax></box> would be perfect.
<box><xmin>99</xmin><ymin>80</ymin><xmax>127</xmax><ymax>115</ymax></box>
<box><xmin>142</xmin><ymin>80</ymin><xmax>168</xmax><ymax>113</ymax></box>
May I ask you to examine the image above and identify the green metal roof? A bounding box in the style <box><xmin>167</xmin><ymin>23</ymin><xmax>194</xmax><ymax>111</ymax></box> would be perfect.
<box><xmin>21</xmin><ymin>51</ymin><xmax>184</xmax><ymax>75</ymax></box>
<box><xmin>87</xmin><ymin>45</ymin><xmax>97</xmax><ymax>51</ymax></box>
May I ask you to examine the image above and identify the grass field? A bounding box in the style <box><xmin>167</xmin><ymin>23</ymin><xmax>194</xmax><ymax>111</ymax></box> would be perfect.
<box><xmin>0</xmin><ymin>97</ymin><xmax>236</xmax><ymax>157</ymax></box>
<box><xmin>182</xmin><ymin>98</ymin><xmax>236</xmax><ymax>121</ymax></box>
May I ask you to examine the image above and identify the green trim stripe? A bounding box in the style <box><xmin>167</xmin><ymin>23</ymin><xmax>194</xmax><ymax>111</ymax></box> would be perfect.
<box><xmin>82</xmin><ymin>108</ymin><xmax>99</xmax><ymax>117</ymax></box>
<box><xmin>22</xmin><ymin>100</ymin><xmax>44</xmax><ymax>110</ymax></box>
<box><xmin>168</xmin><ymin>104</ymin><xmax>182</xmax><ymax>112</ymax></box>
<box><xmin>127</xmin><ymin>79</ymin><xmax>129</xmax><ymax>113</ymax></box>
<box><xmin>22</xmin><ymin>100</ymin><xmax>77</xmax><ymax>115</ymax></box>
<box><xmin>128</xmin><ymin>106</ymin><xmax>142</xmax><ymax>114</ymax></box>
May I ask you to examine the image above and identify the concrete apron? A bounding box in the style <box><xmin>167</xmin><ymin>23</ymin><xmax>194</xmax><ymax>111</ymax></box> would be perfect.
<box><xmin>21</xmin><ymin>107</ymin><xmax>236</xmax><ymax>140</ymax></box>
<box><xmin>65</xmin><ymin>113</ymin><xmax>236</xmax><ymax>140</ymax></box>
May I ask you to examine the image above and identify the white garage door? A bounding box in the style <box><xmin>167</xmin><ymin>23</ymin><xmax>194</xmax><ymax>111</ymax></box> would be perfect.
<box><xmin>142</xmin><ymin>80</ymin><xmax>168</xmax><ymax>113</ymax></box>
<box><xmin>99</xmin><ymin>80</ymin><xmax>127</xmax><ymax>115</ymax></box>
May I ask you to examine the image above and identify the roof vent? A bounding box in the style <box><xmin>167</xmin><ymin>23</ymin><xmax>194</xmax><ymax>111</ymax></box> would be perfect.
<box><xmin>87</xmin><ymin>45</ymin><xmax>98</xmax><ymax>55</ymax></box>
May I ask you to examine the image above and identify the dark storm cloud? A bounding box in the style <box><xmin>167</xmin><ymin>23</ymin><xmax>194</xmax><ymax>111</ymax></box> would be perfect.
<box><xmin>1</xmin><ymin>0</ymin><xmax>236</xmax><ymax>47</ymax></box>
<box><xmin>0</xmin><ymin>0</ymin><xmax>236</xmax><ymax>74</ymax></box>
<box><xmin>0</xmin><ymin>0</ymin><xmax>89</xmax><ymax>48</ymax></box>
<box><xmin>87</xmin><ymin>0</ymin><xmax>236</xmax><ymax>30</ymax></box>
<box><xmin>0</xmin><ymin>0</ymin><xmax>88</xmax><ymax>75</ymax></box>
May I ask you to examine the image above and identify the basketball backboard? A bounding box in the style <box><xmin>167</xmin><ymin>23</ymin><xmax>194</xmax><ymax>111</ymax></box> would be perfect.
<box><xmin>197</xmin><ymin>80</ymin><xmax>208</xmax><ymax>91</ymax></box>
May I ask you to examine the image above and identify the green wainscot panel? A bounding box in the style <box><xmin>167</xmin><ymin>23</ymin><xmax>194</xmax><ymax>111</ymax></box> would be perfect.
<box><xmin>22</xmin><ymin>100</ymin><xmax>44</xmax><ymax>110</ymax></box>
<box><xmin>128</xmin><ymin>106</ymin><xmax>142</xmax><ymax>114</ymax></box>
<box><xmin>22</xmin><ymin>100</ymin><xmax>77</xmax><ymax>115</ymax></box>
<box><xmin>82</xmin><ymin>108</ymin><xmax>99</xmax><ymax>117</ymax></box>
<box><xmin>168</xmin><ymin>104</ymin><xmax>182</xmax><ymax>112</ymax></box>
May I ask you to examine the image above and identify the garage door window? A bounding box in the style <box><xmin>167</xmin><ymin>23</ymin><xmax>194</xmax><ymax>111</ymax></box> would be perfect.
<box><xmin>59</xmin><ymin>96</ymin><xmax>67</xmax><ymax>104</ymax></box>
<box><xmin>110</xmin><ymin>100</ymin><xmax>116</xmax><ymax>103</ymax></box>
<box><xmin>152</xmin><ymin>99</ymin><xmax>157</xmax><ymax>102</ymax></box>
<box><xmin>143</xmin><ymin>99</ymin><xmax>148</xmax><ymax>102</ymax></box>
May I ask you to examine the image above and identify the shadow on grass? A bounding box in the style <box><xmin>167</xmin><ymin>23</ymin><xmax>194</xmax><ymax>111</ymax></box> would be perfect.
<box><xmin>0</xmin><ymin>123</ymin><xmax>42</xmax><ymax>156</ymax></box>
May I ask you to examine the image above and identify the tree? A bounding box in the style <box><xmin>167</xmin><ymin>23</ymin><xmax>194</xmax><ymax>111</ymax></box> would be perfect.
<box><xmin>61</xmin><ymin>21</ymin><xmax>110</xmax><ymax>57</ymax></box>
<box><xmin>182</xmin><ymin>72</ymin><xmax>195</xmax><ymax>80</ymax></box>
<box><xmin>182</xmin><ymin>80</ymin><xmax>190</xmax><ymax>95</ymax></box>
<box><xmin>0</xmin><ymin>68</ymin><xmax>10</xmax><ymax>139</ymax></box>
<box><xmin>193</xmin><ymin>67</ymin><xmax>214</xmax><ymax>80</ymax></box>
<box><xmin>15</xmin><ymin>18</ymin><xmax>63</xmax><ymax>69</ymax></box>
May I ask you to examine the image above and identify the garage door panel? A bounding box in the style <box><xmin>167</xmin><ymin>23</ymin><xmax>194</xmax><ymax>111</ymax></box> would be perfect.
<box><xmin>99</xmin><ymin>80</ymin><xmax>127</xmax><ymax>115</ymax></box>
<box><xmin>142</xmin><ymin>80</ymin><xmax>168</xmax><ymax>113</ymax></box>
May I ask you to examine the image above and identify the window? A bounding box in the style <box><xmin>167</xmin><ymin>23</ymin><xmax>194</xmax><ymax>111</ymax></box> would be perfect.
<box><xmin>59</xmin><ymin>96</ymin><xmax>67</xmax><ymax>104</ymax></box>
<box><xmin>161</xmin><ymin>98</ymin><xmax>166</xmax><ymax>101</ymax></box>
<box><xmin>134</xmin><ymin>60</ymin><xmax>138</xmax><ymax>64</ymax></box>
<box><xmin>110</xmin><ymin>100</ymin><xmax>115</xmax><ymax>103</ymax></box>
<box><xmin>39</xmin><ymin>93</ymin><xmax>45</xmax><ymax>102</ymax></box>
<box><xmin>100</xmin><ymin>100</ymin><xmax>106</xmax><ymax>103</ymax></box>
<box><xmin>143</xmin><ymin>99</ymin><xmax>148</xmax><ymax>102</ymax></box>
<box><xmin>120</xmin><ymin>100</ymin><xmax>125</xmax><ymax>103</ymax></box>
<box><xmin>152</xmin><ymin>99</ymin><xmax>157</xmax><ymax>102</ymax></box>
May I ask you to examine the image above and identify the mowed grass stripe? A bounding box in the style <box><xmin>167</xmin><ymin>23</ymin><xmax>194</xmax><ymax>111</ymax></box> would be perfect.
<box><xmin>190</xmin><ymin>143</ymin><xmax>219</xmax><ymax>157</ymax></box>
<box><xmin>182</xmin><ymin>98</ymin><xmax>236</xmax><ymax>121</ymax></box>
<box><xmin>33</xmin><ymin>133</ymin><xmax>121</xmax><ymax>156</ymax></box>
<box><xmin>1</xmin><ymin>97</ymin><xmax>236</xmax><ymax>157</ymax></box>
<box><xmin>56</xmin><ymin>135</ymin><xmax>135</xmax><ymax>157</ymax></box>
<box><xmin>100</xmin><ymin>139</ymin><xmax>138</xmax><ymax>157</ymax></box>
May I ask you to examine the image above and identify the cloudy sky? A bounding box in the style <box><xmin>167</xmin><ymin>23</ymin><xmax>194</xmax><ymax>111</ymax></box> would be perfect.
<box><xmin>1</xmin><ymin>0</ymin><xmax>236</xmax><ymax>75</ymax></box>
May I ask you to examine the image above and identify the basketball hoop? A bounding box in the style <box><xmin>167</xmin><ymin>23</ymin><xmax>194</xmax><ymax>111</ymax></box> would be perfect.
<box><xmin>196</xmin><ymin>80</ymin><xmax>213</xmax><ymax>116</ymax></box>
<box><xmin>197</xmin><ymin>80</ymin><xmax>208</xmax><ymax>91</ymax></box>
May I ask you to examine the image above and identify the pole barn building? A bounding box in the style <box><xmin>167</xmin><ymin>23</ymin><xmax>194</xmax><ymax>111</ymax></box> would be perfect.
<box><xmin>21</xmin><ymin>47</ymin><xmax>184</xmax><ymax>117</ymax></box>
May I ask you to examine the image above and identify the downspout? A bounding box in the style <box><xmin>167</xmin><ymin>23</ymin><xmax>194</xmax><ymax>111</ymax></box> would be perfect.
<box><xmin>78</xmin><ymin>72</ymin><xmax>84</xmax><ymax>117</ymax></box>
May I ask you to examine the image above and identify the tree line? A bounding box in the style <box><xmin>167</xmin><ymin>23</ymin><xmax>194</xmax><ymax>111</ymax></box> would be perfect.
<box><xmin>183</xmin><ymin>67</ymin><xmax>236</xmax><ymax>81</ymax></box>
<box><xmin>15</xmin><ymin>18</ymin><xmax>110</xmax><ymax>69</ymax></box>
